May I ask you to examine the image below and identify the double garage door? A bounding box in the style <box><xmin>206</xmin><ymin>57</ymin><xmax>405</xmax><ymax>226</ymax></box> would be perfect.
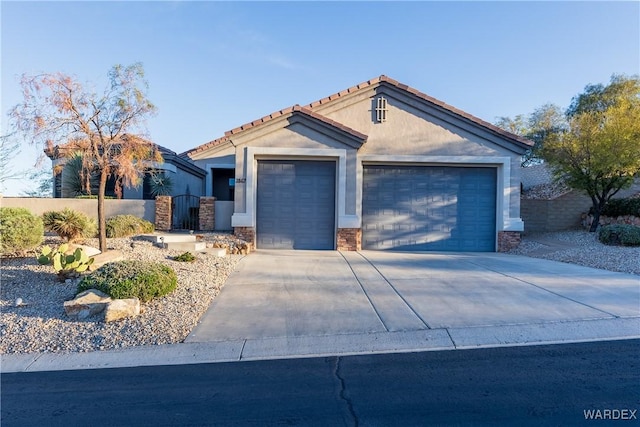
<box><xmin>256</xmin><ymin>161</ymin><xmax>497</xmax><ymax>251</ymax></box>
<box><xmin>363</xmin><ymin>165</ymin><xmax>497</xmax><ymax>251</ymax></box>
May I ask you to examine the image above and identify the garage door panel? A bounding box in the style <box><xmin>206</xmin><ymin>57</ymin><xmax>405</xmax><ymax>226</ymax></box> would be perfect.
<box><xmin>257</xmin><ymin>160</ymin><xmax>336</xmax><ymax>250</ymax></box>
<box><xmin>363</xmin><ymin>165</ymin><xmax>497</xmax><ymax>252</ymax></box>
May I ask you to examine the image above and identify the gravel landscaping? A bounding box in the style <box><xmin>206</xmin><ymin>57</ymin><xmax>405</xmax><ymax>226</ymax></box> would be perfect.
<box><xmin>1</xmin><ymin>234</ymin><xmax>244</xmax><ymax>355</ymax></box>
<box><xmin>508</xmin><ymin>229</ymin><xmax>640</xmax><ymax>275</ymax></box>
<box><xmin>1</xmin><ymin>229</ymin><xmax>637</xmax><ymax>356</ymax></box>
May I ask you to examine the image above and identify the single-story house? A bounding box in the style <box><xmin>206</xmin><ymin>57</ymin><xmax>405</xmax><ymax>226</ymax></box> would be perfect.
<box><xmin>183</xmin><ymin>75</ymin><xmax>532</xmax><ymax>252</ymax></box>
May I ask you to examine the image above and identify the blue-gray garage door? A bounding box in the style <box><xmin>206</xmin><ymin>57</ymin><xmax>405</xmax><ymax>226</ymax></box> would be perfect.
<box><xmin>362</xmin><ymin>165</ymin><xmax>497</xmax><ymax>251</ymax></box>
<box><xmin>257</xmin><ymin>160</ymin><xmax>336</xmax><ymax>249</ymax></box>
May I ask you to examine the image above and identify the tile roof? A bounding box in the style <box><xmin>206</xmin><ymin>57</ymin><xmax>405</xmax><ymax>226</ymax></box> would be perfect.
<box><xmin>183</xmin><ymin>75</ymin><xmax>532</xmax><ymax>158</ymax></box>
<box><xmin>185</xmin><ymin>105</ymin><xmax>366</xmax><ymax>157</ymax></box>
<box><xmin>307</xmin><ymin>75</ymin><xmax>533</xmax><ymax>148</ymax></box>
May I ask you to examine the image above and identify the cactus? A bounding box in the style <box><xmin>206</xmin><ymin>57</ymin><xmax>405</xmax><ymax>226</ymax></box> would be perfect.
<box><xmin>37</xmin><ymin>244</ymin><xmax>95</xmax><ymax>281</ymax></box>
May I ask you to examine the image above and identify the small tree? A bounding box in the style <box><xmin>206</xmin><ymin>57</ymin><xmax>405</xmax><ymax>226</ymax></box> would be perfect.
<box><xmin>496</xmin><ymin>104</ymin><xmax>565</xmax><ymax>166</ymax></box>
<box><xmin>542</xmin><ymin>75</ymin><xmax>640</xmax><ymax>231</ymax></box>
<box><xmin>10</xmin><ymin>63</ymin><xmax>160</xmax><ymax>251</ymax></box>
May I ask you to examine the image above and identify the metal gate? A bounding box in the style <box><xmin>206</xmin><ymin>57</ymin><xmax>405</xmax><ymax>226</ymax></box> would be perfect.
<box><xmin>172</xmin><ymin>195</ymin><xmax>200</xmax><ymax>231</ymax></box>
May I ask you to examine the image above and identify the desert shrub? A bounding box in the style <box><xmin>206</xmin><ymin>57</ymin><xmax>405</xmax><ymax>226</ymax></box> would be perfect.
<box><xmin>173</xmin><ymin>252</ymin><xmax>196</xmax><ymax>262</ymax></box>
<box><xmin>42</xmin><ymin>208</ymin><xmax>97</xmax><ymax>242</ymax></box>
<box><xmin>598</xmin><ymin>224</ymin><xmax>640</xmax><ymax>247</ymax></box>
<box><xmin>0</xmin><ymin>207</ymin><xmax>44</xmax><ymax>255</ymax></box>
<box><xmin>77</xmin><ymin>260</ymin><xmax>177</xmax><ymax>302</ymax></box>
<box><xmin>599</xmin><ymin>198</ymin><xmax>640</xmax><ymax>217</ymax></box>
<box><xmin>106</xmin><ymin>215</ymin><xmax>154</xmax><ymax>238</ymax></box>
<box><xmin>37</xmin><ymin>243</ymin><xmax>94</xmax><ymax>281</ymax></box>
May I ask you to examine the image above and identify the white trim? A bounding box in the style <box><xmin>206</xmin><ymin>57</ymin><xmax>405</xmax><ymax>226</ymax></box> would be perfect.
<box><xmin>231</xmin><ymin>213</ymin><xmax>252</xmax><ymax>227</ymax></box>
<box><xmin>504</xmin><ymin>218</ymin><xmax>525</xmax><ymax>232</ymax></box>
<box><xmin>358</xmin><ymin>155</ymin><xmax>519</xmax><ymax>232</ymax></box>
<box><xmin>231</xmin><ymin>147</ymin><xmax>348</xmax><ymax>229</ymax></box>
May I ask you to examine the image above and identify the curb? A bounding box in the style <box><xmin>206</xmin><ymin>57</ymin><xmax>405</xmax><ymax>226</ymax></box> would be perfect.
<box><xmin>2</xmin><ymin>317</ymin><xmax>638</xmax><ymax>373</ymax></box>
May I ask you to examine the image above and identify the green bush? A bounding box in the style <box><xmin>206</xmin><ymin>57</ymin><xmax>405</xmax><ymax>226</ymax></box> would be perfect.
<box><xmin>600</xmin><ymin>198</ymin><xmax>640</xmax><ymax>217</ymax></box>
<box><xmin>77</xmin><ymin>260</ymin><xmax>177</xmax><ymax>302</ymax></box>
<box><xmin>42</xmin><ymin>208</ymin><xmax>97</xmax><ymax>242</ymax></box>
<box><xmin>598</xmin><ymin>224</ymin><xmax>640</xmax><ymax>247</ymax></box>
<box><xmin>106</xmin><ymin>215</ymin><xmax>154</xmax><ymax>238</ymax></box>
<box><xmin>0</xmin><ymin>207</ymin><xmax>44</xmax><ymax>255</ymax></box>
<box><xmin>173</xmin><ymin>252</ymin><xmax>196</xmax><ymax>262</ymax></box>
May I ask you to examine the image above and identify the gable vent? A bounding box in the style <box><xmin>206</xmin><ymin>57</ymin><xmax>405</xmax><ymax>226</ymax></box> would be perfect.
<box><xmin>375</xmin><ymin>96</ymin><xmax>388</xmax><ymax>123</ymax></box>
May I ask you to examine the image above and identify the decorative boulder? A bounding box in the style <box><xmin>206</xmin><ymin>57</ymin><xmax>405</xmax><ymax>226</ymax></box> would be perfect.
<box><xmin>64</xmin><ymin>289</ymin><xmax>112</xmax><ymax>319</ymax></box>
<box><xmin>67</xmin><ymin>243</ymin><xmax>101</xmax><ymax>257</ymax></box>
<box><xmin>88</xmin><ymin>250</ymin><xmax>125</xmax><ymax>271</ymax></box>
<box><xmin>104</xmin><ymin>298</ymin><xmax>141</xmax><ymax>322</ymax></box>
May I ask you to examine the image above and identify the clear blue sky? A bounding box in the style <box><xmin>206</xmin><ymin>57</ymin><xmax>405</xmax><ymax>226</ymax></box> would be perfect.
<box><xmin>1</xmin><ymin>1</ymin><xmax>638</xmax><ymax>195</ymax></box>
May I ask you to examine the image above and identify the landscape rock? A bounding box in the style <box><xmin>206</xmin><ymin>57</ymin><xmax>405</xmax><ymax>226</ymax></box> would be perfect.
<box><xmin>66</xmin><ymin>244</ymin><xmax>101</xmax><ymax>257</ymax></box>
<box><xmin>64</xmin><ymin>289</ymin><xmax>112</xmax><ymax>319</ymax></box>
<box><xmin>1</xmin><ymin>234</ymin><xmax>241</xmax><ymax>354</ymax></box>
<box><xmin>104</xmin><ymin>298</ymin><xmax>141</xmax><ymax>322</ymax></box>
<box><xmin>89</xmin><ymin>250</ymin><xmax>125</xmax><ymax>271</ymax></box>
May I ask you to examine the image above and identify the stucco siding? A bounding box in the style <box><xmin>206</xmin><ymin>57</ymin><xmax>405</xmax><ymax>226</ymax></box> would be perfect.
<box><xmin>173</xmin><ymin>166</ymin><xmax>204</xmax><ymax>196</ymax></box>
<box><xmin>185</xmin><ymin>78</ymin><xmax>528</xmax><ymax>239</ymax></box>
<box><xmin>325</xmin><ymin>96</ymin><xmax>511</xmax><ymax>157</ymax></box>
<box><xmin>1</xmin><ymin>197</ymin><xmax>155</xmax><ymax>222</ymax></box>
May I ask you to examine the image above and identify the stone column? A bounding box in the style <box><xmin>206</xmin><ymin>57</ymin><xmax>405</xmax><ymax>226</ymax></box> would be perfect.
<box><xmin>337</xmin><ymin>228</ymin><xmax>362</xmax><ymax>251</ymax></box>
<box><xmin>199</xmin><ymin>197</ymin><xmax>216</xmax><ymax>231</ymax></box>
<box><xmin>155</xmin><ymin>196</ymin><xmax>172</xmax><ymax>231</ymax></box>
<box><xmin>497</xmin><ymin>231</ymin><xmax>521</xmax><ymax>252</ymax></box>
<box><xmin>234</xmin><ymin>227</ymin><xmax>256</xmax><ymax>249</ymax></box>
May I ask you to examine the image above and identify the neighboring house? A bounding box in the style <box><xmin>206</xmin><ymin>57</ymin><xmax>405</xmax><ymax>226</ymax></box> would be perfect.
<box><xmin>45</xmin><ymin>141</ymin><xmax>206</xmax><ymax>199</ymax></box>
<box><xmin>183</xmin><ymin>75</ymin><xmax>532</xmax><ymax>252</ymax></box>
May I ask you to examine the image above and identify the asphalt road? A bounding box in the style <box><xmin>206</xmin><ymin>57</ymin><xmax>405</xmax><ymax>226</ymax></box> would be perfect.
<box><xmin>2</xmin><ymin>340</ymin><xmax>639</xmax><ymax>426</ymax></box>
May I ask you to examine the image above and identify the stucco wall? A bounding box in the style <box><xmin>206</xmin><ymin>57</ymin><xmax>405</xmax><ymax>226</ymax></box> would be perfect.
<box><xmin>172</xmin><ymin>166</ymin><xmax>205</xmax><ymax>196</ymax></box>
<box><xmin>215</xmin><ymin>200</ymin><xmax>234</xmax><ymax>230</ymax></box>
<box><xmin>0</xmin><ymin>197</ymin><xmax>155</xmax><ymax>223</ymax></box>
<box><xmin>207</xmin><ymin>125</ymin><xmax>355</xmax><ymax>217</ymax></box>
<box><xmin>187</xmin><ymin>86</ymin><xmax>527</xmax><ymax>233</ymax></box>
<box><xmin>319</xmin><ymin>92</ymin><xmax>524</xmax><ymax>227</ymax></box>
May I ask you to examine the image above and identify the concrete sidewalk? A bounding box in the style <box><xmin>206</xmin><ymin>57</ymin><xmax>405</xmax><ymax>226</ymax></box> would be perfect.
<box><xmin>3</xmin><ymin>251</ymin><xmax>639</xmax><ymax>373</ymax></box>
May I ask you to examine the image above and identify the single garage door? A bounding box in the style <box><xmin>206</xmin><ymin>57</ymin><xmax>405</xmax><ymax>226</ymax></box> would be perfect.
<box><xmin>362</xmin><ymin>165</ymin><xmax>497</xmax><ymax>251</ymax></box>
<box><xmin>257</xmin><ymin>160</ymin><xmax>336</xmax><ymax>249</ymax></box>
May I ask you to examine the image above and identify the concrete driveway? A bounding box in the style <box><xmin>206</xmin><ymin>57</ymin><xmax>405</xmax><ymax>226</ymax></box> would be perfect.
<box><xmin>187</xmin><ymin>250</ymin><xmax>640</xmax><ymax>345</ymax></box>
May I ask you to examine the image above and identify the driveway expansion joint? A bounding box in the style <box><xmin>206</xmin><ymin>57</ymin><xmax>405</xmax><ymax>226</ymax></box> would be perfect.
<box><xmin>445</xmin><ymin>329</ymin><xmax>458</xmax><ymax>349</ymax></box>
<box><xmin>238</xmin><ymin>339</ymin><xmax>248</xmax><ymax>360</ymax></box>
<box><xmin>354</xmin><ymin>252</ymin><xmax>431</xmax><ymax>330</ymax></box>
<box><xmin>339</xmin><ymin>251</ymin><xmax>388</xmax><ymax>332</ymax></box>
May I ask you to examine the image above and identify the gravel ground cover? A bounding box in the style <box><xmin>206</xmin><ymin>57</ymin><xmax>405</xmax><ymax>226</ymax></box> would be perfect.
<box><xmin>1</xmin><ymin>230</ymin><xmax>637</xmax><ymax>356</ymax></box>
<box><xmin>1</xmin><ymin>234</ymin><xmax>243</xmax><ymax>355</ymax></box>
<box><xmin>508</xmin><ymin>229</ymin><xmax>640</xmax><ymax>275</ymax></box>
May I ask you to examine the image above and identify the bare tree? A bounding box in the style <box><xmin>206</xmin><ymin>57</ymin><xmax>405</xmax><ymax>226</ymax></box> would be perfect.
<box><xmin>10</xmin><ymin>63</ymin><xmax>160</xmax><ymax>251</ymax></box>
<box><xmin>0</xmin><ymin>134</ymin><xmax>27</xmax><ymax>192</ymax></box>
